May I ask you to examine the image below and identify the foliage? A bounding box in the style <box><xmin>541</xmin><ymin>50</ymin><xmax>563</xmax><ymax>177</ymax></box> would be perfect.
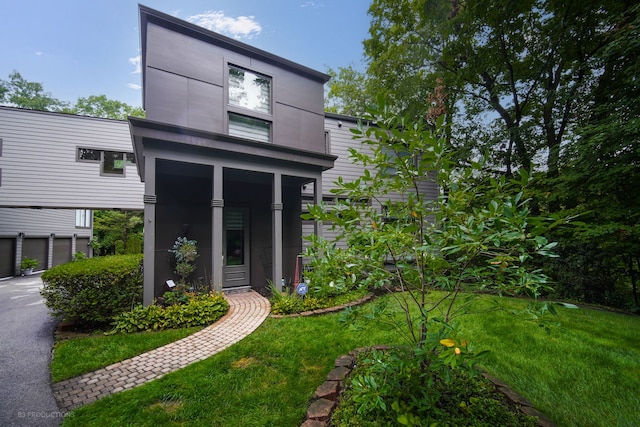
<box><xmin>303</xmin><ymin>235</ymin><xmax>365</xmax><ymax>299</ymax></box>
<box><xmin>306</xmin><ymin>99</ymin><xmax>563</xmax><ymax>346</ymax></box>
<box><xmin>325</xmin><ymin>66</ymin><xmax>372</xmax><ymax>116</ymax></box>
<box><xmin>331</xmin><ymin>348</ymin><xmax>536</xmax><ymax>427</ymax></box>
<box><xmin>0</xmin><ymin>71</ymin><xmax>145</xmax><ymax>119</ymax></box>
<box><xmin>362</xmin><ymin>0</ymin><xmax>627</xmax><ymax>177</ymax></box>
<box><xmin>66</xmin><ymin>94</ymin><xmax>145</xmax><ymax>119</ymax></box>
<box><xmin>110</xmin><ymin>292</ymin><xmax>229</xmax><ymax>334</ymax></box>
<box><xmin>545</xmin><ymin>3</ymin><xmax>640</xmax><ymax>310</ymax></box>
<box><xmin>326</xmin><ymin>1</ymin><xmax>639</xmax><ymax>309</ymax></box>
<box><xmin>303</xmin><ymin>98</ymin><xmax>565</xmax><ymax>422</ymax></box>
<box><xmin>40</xmin><ymin>254</ymin><xmax>143</xmax><ymax>326</ymax></box>
<box><xmin>0</xmin><ymin>71</ymin><xmax>66</xmax><ymax>111</ymax></box>
<box><xmin>20</xmin><ymin>256</ymin><xmax>39</xmax><ymax>270</ymax></box>
<box><xmin>168</xmin><ymin>237</ymin><xmax>199</xmax><ymax>285</ymax></box>
<box><xmin>72</xmin><ymin>251</ymin><xmax>87</xmax><ymax>261</ymax></box>
<box><xmin>267</xmin><ymin>280</ymin><xmax>365</xmax><ymax>315</ymax></box>
<box><xmin>91</xmin><ymin>210</ymin><xmax>143</xmax><ymax>256</ymax></box>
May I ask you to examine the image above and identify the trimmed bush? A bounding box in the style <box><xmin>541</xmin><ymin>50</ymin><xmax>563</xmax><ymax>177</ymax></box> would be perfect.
<box><xmin>110</xmin><ymin>292</ymin><xmax>229</xmax><ymax>333</ymax></box>
<box><xmin>40</xmin><ymin>254</ymin><xmax>143</xmax><ymax>326</ymax></box>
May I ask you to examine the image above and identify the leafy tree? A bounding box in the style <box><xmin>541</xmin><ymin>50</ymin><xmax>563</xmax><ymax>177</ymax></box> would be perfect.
<box><xmin>325</xmin><ymin>66</ymin><xmax>372</xmax><ymax>117</ymax></box>
<box><xmin>362</xmin><ymin>0</ymin><xmax>624</xmax><ymax>178</ymax></box>
<box><xmin>324</xmin><ymin>1</ymin><xmax>638</xmax><ymax>309</ymax></box>
<box><xmin>547</xmin><ymin>3</ymin><xmax>640</xmax><ymax>309</ymax></box>
<box><xmin>304</xmin><ymin>95</ymin><xmax>563</xmax><ymax>422</ymax></box>
<box><xmin>92</xmin><ymin>210</ymin><xmax>143</xmax><ymax>256</ymax></box>
<box><xmin>65</xmin><ymin>94</ymin><xmax>145</xmax><ymax>120</ymax></box>
<box><xmin>0</xmin><ymin>71</ymin><xmax>67</xmax><ymax>111</ymax></box>
<box><xmin>1</xmin><ymin>71</ymin><xmax>145</xmax><ymax>120</ymax></box>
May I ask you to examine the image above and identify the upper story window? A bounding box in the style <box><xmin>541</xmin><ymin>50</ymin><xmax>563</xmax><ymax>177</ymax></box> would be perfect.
<box><xmin>77</xmin><ymin>147</ymin><xmax>135</xmax><ymax>177</ymax></box>
<box><xmin>228</xmin><ymin>64</ymin><xmax>272</xmax><ymax>142</ymax></box>
<box><xmin>228</xmin><ymin>65</ymin><xmax>271</xmax><ymax>114</ymax></box>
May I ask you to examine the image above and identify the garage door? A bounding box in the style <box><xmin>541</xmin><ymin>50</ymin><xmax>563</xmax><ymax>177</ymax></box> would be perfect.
<box><xmin>0</xmin><ymin>238</ymin><xmax>16</xmax><ymax>278</ymax></box>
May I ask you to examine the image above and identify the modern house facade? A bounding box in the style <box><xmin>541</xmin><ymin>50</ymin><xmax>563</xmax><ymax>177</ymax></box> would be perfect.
<box><xmin>0</xmin><ymin>106</ymin><xmax>144</xmax><ymax>277</ymax></box>
<box><xmin>0</xmin><ymin>5</ymin><xmax>438</xmax><ymax>302</ymax></box>
<box><xmin>129</xmin><ymin>6</ymin><xmax>340</xmax><ymax>303</ymax></box>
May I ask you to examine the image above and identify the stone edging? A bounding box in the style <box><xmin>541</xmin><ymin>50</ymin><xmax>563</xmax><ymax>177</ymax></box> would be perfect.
<box><xmin>300</xmin><ymin>346</ymin><xmax>557</xmax><ymax>427</ymax></box>
<box><xmin>269</xmin><ymin>293</ymin><xmax>375</xmax><ymax>318</ymax></box>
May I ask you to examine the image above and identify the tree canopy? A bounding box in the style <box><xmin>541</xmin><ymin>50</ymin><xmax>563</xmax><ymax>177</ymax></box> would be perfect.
<box><xmin>326</xmin><ymin>0</ymin><xmax>639</xmax><ymax>310</ymax></box>
<box><xmin>0</xmin><ymin>71</ymin><xmax>144</xmax><ymax>120</ymax></box>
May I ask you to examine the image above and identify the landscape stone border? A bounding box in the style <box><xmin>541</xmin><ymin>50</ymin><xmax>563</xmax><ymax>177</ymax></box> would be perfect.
<box><xmin>300</xmin><ymin>346</ymin><xmax>557</xmax><ymax>427</ymax></box>
<box><xmin>269</xmin><ymin>293</ymin><xmax>375</xmax><ymax>318</ymax></box>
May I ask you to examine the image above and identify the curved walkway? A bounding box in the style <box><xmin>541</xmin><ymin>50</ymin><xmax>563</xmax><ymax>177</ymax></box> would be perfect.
<box><xmin>53</xmin><ymin>291</ymin><xmax>270</xmax><ymax>412</ymax></box>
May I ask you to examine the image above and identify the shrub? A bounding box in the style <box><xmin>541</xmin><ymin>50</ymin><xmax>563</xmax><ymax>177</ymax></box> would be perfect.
<box><xmin>331</xmin><ymin>348</ymin><xmax>537</xmax><ymax>427</ymax></box>
<box><xmin>40</xmin><ymin>254</ymin><xmax>143</xmax><ymax>326</ymax></box>
<box><xmin>125</xmin><ymin>234</ymin><xmax>142</xmax><ymax>254</ymax></box>
<box><xmin>110</xmin><ymin>292</ymin><xmax>229</xmax><ymax>333</ymax></box>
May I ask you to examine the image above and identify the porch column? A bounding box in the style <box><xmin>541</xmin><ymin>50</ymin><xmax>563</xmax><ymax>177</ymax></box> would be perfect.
<box><xmin>272</xmin><ymin>172</ymin><xmax>283</xmax><ymax>291</ymax></box>
<box><xmin>313</xmin><ymin>173</ymin><xmax>324</xmax><ymax>239</ymax></box>
<box><xmin>211</xmin><ymin>165</ymin><xmax>224</xmax><ymax>292</ymax></box>
<box><xmin>143</xmin><ymin>156</ymin><xmax>156</xmax><ymax>306</ymax></box>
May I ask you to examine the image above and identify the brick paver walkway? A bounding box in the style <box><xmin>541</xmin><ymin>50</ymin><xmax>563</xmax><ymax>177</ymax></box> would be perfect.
<box><xmin>52</xmin><ymin>291</ymin><xmax>270</xmax><ymax>411</ymax></box>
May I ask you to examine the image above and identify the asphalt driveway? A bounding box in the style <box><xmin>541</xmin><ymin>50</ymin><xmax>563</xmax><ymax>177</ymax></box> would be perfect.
<box><xmin>0</xmin><ymin>274</ymin><xmax>63</xmax><ymax>427</ymax></box>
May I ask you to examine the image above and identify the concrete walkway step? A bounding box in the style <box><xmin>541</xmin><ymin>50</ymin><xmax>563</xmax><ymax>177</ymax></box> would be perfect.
<box><xmin>52</xmin><ymin>291</ymin><xmax>270</xmax><ymax>411</ymax></box>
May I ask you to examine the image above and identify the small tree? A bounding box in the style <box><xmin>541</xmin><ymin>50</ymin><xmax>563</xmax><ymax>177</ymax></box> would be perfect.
<box><xmin>304</xmin><ymin>96</ymin><xmax>566</xmax><ymax>421</ymax></box>
<box><xmin>169</xmin><ymin>237</ymin><xmax>199</xmax><ymax>285</ymax></box>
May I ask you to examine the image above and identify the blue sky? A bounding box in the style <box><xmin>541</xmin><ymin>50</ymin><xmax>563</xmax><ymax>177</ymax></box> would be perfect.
<box><xmin>0</xmin><ymin>0</ymin><xmax>372</xmax><ymax>108</ymax></box>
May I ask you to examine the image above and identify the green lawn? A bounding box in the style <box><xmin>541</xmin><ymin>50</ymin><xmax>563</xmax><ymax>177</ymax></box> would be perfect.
<box><xmin>57</xmin><ymin>293</ymin><xmax>640</xmax><ymax>427</ymax></box>
<box><xmin>51</xmin><ymin>327</ymin><xmax>203</xmax><ymax>382</ymax></box>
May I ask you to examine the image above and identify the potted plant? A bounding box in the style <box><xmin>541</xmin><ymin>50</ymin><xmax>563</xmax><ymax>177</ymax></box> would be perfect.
<box><xmin>20</xmin><ymin>256</ymin><xmax>39</xmax><ymax>275</ymax></box>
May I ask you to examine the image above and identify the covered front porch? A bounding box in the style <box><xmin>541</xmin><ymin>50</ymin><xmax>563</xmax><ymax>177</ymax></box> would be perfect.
<box><xmin>129</xmin><ymin>118</ymin><xmax>335</xmax><ymax>304</ymax></box>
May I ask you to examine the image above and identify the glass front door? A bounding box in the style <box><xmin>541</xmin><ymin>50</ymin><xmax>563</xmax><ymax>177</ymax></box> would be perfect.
<box><xmin>223</xmin><ymin>209</ymin><xmax>250</xmax><ymax>288</ymax></box>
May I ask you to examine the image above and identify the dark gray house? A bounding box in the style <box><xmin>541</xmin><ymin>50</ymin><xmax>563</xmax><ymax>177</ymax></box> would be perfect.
<box><xmin>129</xmin><ymin>6</ymin><xmax>337</xmax><ymax>303</ymax></box>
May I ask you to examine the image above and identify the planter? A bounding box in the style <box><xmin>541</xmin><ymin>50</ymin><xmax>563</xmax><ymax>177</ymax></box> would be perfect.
<box><xmin>22</xmin><ymin>268</ymin><xmax>34</xmax><ymax>276</ymax></box>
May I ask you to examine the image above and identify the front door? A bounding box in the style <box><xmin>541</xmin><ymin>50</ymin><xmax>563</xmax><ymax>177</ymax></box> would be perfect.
<box><xmin>223</xmin><ymin>208</ymin><xmax>250</xmax><ymax>288</ymax></box>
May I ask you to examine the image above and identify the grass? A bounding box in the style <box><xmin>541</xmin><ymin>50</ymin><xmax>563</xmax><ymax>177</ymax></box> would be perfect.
<box><xmin>458</xmin><ymin>297</ymin><xmax>640</xmax><ymax>426</ymax></box>
<box><xmin>51</xmin><ymin>327</ymin><xmax>203</xmax><ymax>382</ymax></box>
<box><xmin>56</xmin><ymin>293</ymin><xmax>640</xmax><ymax>427</ymax></box>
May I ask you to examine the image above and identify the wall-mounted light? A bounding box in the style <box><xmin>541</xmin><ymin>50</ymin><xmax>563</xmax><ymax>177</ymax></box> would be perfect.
<box><xmin>18</xmin><ymin>232</ymin><xmax>24</xmax><ymax>238</ymax></box>
<box><xmin>337</xmin><ymin>121</ymin><xmax>342</xmax><ymax>128</ymax></box>
<box><xmin>50</xmin><ymin>233</ymin><xmax>56</xmax><ymax>239</ymax></box>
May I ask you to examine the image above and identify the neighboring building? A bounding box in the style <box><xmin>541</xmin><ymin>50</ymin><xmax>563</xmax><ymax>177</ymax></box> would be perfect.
<box><xmin>0</xmin><ymin>106</ymin><xmax>144</xmax><ymax>277</ymax></box>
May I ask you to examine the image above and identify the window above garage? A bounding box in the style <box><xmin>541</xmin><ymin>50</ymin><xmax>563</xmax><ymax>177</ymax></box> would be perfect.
<box><xmin>77</xmin><ymin>147</ymin><xmax>135</xmax><ymax>177</ymax></box>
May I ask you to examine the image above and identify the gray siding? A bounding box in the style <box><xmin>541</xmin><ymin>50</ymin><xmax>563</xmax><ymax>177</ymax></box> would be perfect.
<box><xmin>0</xmin><ymin>208</ymin><xmax>91</xmax><ymax>238</ymax></box>
<box><xmin>0</xmin><ymin>107</ymin><xmax>144</xmax><ymax>209</ymax></box>
<box><xmin>302</xmin><ymin>115</ymin><xmax>439</xmax><ymax>245</ymax></box>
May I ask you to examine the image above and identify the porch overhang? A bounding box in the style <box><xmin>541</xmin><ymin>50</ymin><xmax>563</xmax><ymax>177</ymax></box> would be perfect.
<box><xmin>128</xmin><ymin>116</ymin><xmax>337</xmax><ymax>181</ymax></box>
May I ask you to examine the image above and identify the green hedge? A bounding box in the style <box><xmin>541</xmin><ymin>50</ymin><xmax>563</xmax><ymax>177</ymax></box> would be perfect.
<box><xmin>111</xmin><ymin>293</ymin><xmax>229</xmax><ymax>333</ymax></box>
<box><xmin>41</xmin><ymin>254</ymin><xmax>143</xmax><ymax>326</ymax></box>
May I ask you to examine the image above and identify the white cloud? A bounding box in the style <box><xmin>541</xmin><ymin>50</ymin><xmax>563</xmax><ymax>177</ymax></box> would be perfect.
<box><xmin>129</xmin><ymin>55</ymin><xmax>141</xmax><ymax>74</ymax></box>
<box><xmin>301</xmin><ymin>1</ymin><xmax>324</xmax><ymax>8</ymax></box>
<box><xmin>128</xmin><ymin>83</ymin><xmax>142</xmax><ymax>90</ymax></box>
<box><xmin>35</xmin><ymin>51</ymin><xmax>44</xmax><ymax>56</ymax></box>
<box><xmin>187</xmin><ymin>11</ymin><xmax>261</xmax><ymax>39</ymax></box>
